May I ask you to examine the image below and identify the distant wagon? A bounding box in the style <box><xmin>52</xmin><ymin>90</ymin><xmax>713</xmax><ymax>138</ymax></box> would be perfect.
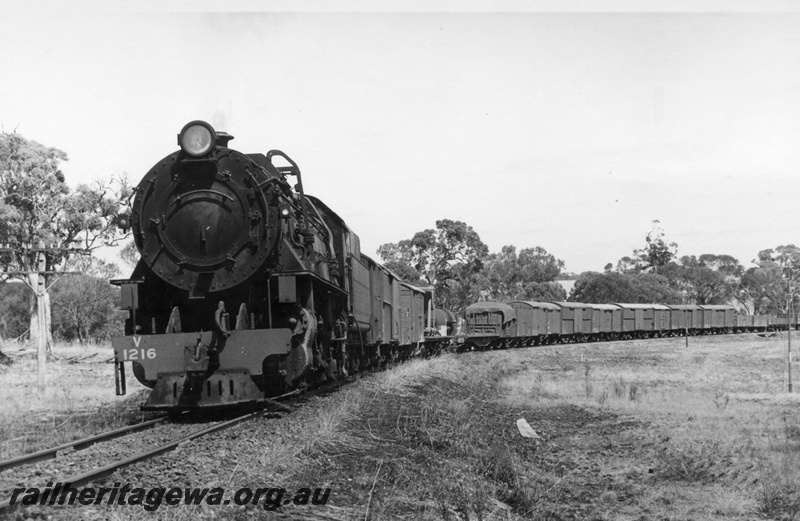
<box><xmin>698</xmin><ymin>305</ymin><xmax>736</xmax><ymax>333</ymax></box>
<box><xmin>550</xmin><ymin>302</ymin><xmax>595</xmax><ymax>342</ymax></box>
<box><xmin>464</xmin><ymin>302</ymin><xmax>516</xmax><ymax>348</ymax></box>
<box><xmin>613</xmin><ymin>303</ymin><xmax>672</xmax><ymax>338</ymax></box>
<box><xmin>589</xmin><ymin>304</ymin><xmax>623</xmax><ymax>340</ymax></box>
<box><xmin>506</xmin><ymin>301</ymin><xmax>561</xmax><ymax>346</ymax></box>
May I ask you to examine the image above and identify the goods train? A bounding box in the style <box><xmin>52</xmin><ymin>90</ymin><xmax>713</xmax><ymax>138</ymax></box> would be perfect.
<box><xmin>110</xmin><ymin>121</ymin><xmax>448</xmax><ymax>411</ymax></box>
<box><xmin>464</xmin><ymin>301</ymin><xmax>800</xmax><ymax>349</ymax></box>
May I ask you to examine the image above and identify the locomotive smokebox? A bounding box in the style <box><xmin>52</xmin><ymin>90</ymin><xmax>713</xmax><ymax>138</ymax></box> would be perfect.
<box><xmin>131</xmin><ymin>121</ymin><xmax>282</xmax><ymax>297</ymax></box>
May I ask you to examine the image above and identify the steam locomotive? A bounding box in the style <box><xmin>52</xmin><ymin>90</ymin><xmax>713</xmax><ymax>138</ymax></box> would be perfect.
<box><xmin>111</xmin><ymin>121</ymin><xmax>444</xmax><ymax>411</ymax></box>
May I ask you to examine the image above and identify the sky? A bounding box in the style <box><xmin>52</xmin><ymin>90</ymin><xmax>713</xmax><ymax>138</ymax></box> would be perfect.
<box><xmin>1</xmin><ymin>1</ymin><xmax>799</xmax><ymax>274</ymax></box>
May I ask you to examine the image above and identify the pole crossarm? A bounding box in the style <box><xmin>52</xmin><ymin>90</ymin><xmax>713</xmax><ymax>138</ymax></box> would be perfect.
<box><xmin>2</xmin><ymin>271</ymin><xmax>83</xmax><ymax>276</ymax></box>
<box><xmin>0</xmin><ymin>246</ymin><xmax>87</xmax><ymax>253</ymax></box>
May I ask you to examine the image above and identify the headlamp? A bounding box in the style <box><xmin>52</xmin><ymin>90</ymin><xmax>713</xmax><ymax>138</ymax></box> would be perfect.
<box><xmin>178</xmin><ymin>121</ymin><xmax>216</xmax><ymax>157</ymax></box>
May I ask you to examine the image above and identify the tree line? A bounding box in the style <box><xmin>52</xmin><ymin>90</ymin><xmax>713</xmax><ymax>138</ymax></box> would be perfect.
<box><xmin>377</xmin><ymin>219</ymin><xmax>568</xmax><ymax>314</ymax></box>
<box><xmin>379</xmin><ymin>219</ymin><xmax>800</xmax><ymax>316</ymax></box>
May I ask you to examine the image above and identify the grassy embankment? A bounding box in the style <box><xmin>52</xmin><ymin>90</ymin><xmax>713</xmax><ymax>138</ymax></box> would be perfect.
<box><xmin>256</xmin><ymin>333</ymin><xmax>800</xmax><ymax>520</ymax></box>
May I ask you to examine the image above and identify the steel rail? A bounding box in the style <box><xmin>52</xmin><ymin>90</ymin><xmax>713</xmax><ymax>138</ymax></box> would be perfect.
<box><xmin>0</xmin><ymin>409</ymin><xmax>262</xmax><ymax>512</ymax></box>
<box><xmin>0</xmin><ymin>376</ymin><xmax>362</xmax><ymax>512</ymax></box>
<box><xmin>0</xmin><ymin>415</ymin><xmax>169</xmax><ymax>473</ymax></box>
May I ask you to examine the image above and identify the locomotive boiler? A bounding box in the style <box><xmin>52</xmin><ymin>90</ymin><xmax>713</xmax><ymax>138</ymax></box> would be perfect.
<box><xmin>111</xmin><ymin>121</ymin><xmax>436</xmax><ymax>410</ymax></box>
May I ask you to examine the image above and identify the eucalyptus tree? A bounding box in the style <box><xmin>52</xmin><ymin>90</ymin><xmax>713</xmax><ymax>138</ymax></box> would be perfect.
<box><xmin>378</xmin><ymin>219</ymin><xmax>488</xmax><ymax>313</ymax></box>
<box><xmin>0</xmin><ymin>131</ymin><xmax>131</xmax><ymax>350</ymax></box>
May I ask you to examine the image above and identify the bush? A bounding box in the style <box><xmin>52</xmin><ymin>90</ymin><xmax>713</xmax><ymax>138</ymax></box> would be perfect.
<box><xmin>50</xmin><ymin>274</ymin><xmax>124</xmax><ymax>343</ymax></box>
<box><xmin>0</xmin><ymin>282</ymin><xmax>30</xmax><ymax>340</ymax></box>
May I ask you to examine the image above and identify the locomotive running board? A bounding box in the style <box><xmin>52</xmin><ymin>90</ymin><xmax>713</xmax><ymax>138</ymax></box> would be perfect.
<box><xmin>112</xmin><ymin>329</ymin><xmax>293</xmax><ymax>381</ymax></box>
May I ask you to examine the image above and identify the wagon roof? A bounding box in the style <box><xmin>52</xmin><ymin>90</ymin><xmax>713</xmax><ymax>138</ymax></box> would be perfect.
<box><xmin>698</xmin><ymin>305</ymin><xmax>737</xmax><ymax>311</ymax></box>
<box><xmin>666</xmin><ymin>304</ymin><xmax>703</xmax><ymax>310</ymax></box>
<box><xmin>466</xmin><ymin>302</ymin><xmax>516</xmax><ymax>322</ymax></box>
<box><xmin>613</xmin><ymin>303</ymin><xmax>672</xmax><ymax>310</ymax></box>
<box><xmin>589</xmin><ymin>304</ymin><xmax>622</xmax><ymax>311</ymax></box>
<box><xmin>506</xmin><ymin>301</ymin><xmax>561</xmax><ymax>311</ymax></box>
<box><xmin>397</xmin><ymin>280</ymin><xmax>434</xmax><ymax>296</ymax></box>
<box><xmin>549</xmin><ymin>301</ymin><xmax>593</xmax><ymax>309</ymax></box>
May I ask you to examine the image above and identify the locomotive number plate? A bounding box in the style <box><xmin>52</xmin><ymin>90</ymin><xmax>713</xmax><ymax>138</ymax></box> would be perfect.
<box><xmin>121</xmin><ymin>348</ymin><xmax>157</xmax><ymax>361</ymax></box>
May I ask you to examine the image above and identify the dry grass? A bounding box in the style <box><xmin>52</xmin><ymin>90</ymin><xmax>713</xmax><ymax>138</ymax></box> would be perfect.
<box><xmin>0</xmin><ymin>341</ymin><xmax>152</xmax><ymax>460</ymax></box>
<box><xmin>248</xmin><ymin>356</ymin><xmax>578</xmax><ymax>520</ymax></box>
<box><xmin>260</xmin><ymin>333</ymin><xmax>800</xmax><ymax>520</ymax></box>
<box><xmin>499</xmin><ymin>333</ymin><xmax>800</xmax><ymax>519</ymax></box>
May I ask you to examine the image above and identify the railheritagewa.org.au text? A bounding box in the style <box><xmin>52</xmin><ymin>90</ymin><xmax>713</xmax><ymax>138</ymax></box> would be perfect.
<box><xmin>10</xmin><ymin>482</ymin><xmax>331</xmax><ymax>511</ymax></box>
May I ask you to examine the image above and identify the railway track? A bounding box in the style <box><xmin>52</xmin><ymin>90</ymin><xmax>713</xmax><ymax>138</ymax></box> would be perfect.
<box><xmin>0</xmin><ymin>415</ymin><xmax>169</xmax><ymax>474</ymax></box>
<box><xmin>0</xmin><ymin>380</ymin><xmax>350</xmax><ymax>513</ymax></box>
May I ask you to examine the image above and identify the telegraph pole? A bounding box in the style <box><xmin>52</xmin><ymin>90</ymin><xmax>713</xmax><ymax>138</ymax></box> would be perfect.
<box><xmin>789</xmin><ymin>307</ymin><xmax>793</xmax><ymax>392</ymax></box>
<box><xmin>788</xmin><ymin>316</ymin><xmax>793</xmax><ymax>393</ymax></box>
<box><xmin>36</xmin><ymin>241</ymin><xmax>46</xmax><ymax>395</ymax></box>
<box><xmin>682</xmin><ymin>290</ymin><xmax>690</xmax><ymax>349</ymax></box>
<box><xmin>789</xmin><ymin>273</ymin><xmax>794</xmax><ymax>393</ymax></box>
<box><xmin>0</xmin><ymin>242</ymin><xmax>83</xmax><ymax>397</ymax></box>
